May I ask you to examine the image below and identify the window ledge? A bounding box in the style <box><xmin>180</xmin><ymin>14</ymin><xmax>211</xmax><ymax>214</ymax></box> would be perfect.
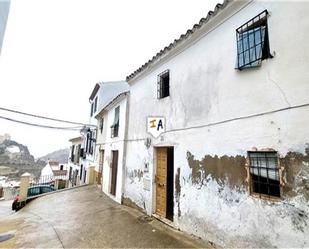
<box><xmin>250</xmin><ymin>192</ymin><xmax>282</xmax><ymax>202</ymax></box>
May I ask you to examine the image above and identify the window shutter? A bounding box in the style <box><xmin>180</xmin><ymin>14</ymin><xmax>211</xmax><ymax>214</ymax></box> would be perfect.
<box><xmin>157</xmin><ymin>75</ymin><xmax>161</xmax><ymax>99</ymax></box>
<box><xmin>94</xmin><ymin>97</ymin><xmax>98</xmax><ymax>113</ymax></box>
<box><xmin>90</xmin><ymin>103</ymin><xmax>94</xmax><ymax>117</ymax></box>
<box><xmin>89</xmin><ymin>131</ymin><xmax>93</xmax><ymax>154</ymax></box>
<box><xmin>71</xmin><ymin>145</ymin><xmax>75</xmax><ymax>162</ymax></box>
<box><xmin>112</xmin><ymin>106</ymin><xmax>120</xmax><ymax>126</ymax></box>
<box><xmin>85</xmin><ymin>133</ymin><xmax>89</xmax><ymax>153</ymax></box>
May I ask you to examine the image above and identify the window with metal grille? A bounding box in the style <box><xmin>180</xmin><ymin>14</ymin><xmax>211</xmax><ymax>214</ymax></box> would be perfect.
<box><xmin>157</xmin><ymin>70</ymin><xmax>170</xmax><ymax>99</ymax></box>
<box><xmin>248</xmin><ymin>151</ymin><xmax>280</xmax><ymax>198</ymax></box>
<box><xmin>111</xmin><ymin>106</ymin><xmax>120</xmax><ymax>138</ymax></box>
<box><xmin>236</xmin><ymin>10</ymin><xmax>272</xmax><ymax>70</ymax></box>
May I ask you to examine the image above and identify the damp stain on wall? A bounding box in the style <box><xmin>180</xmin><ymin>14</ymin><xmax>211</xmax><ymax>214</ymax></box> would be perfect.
<box><xmin>280</xmin><ymin>145</ymin><xmax>309</xmax><ymax>200</ymax></box>
<box><xmin>175</xmin><ymin>167</ymin><xmax>181</xmax><ymax>217</ymax></box>
<box><xmin>186</xmin><ymin>151</ymin><xmax>247</xmax><ymax>188</ymax></box>
<box><xmin>182</xmin><ymin>146</ymin><xmax>309</xmax><ymax>236</ymax></box>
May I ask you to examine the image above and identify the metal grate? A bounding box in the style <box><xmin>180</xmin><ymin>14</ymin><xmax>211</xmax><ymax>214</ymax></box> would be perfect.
<box><xmin>248</xmin><ymin>151</ymin><xmax>280</xmax><ymax>198</ymax></box>
<box><xmin>157</xmin><ymin>70</ymin><xmax>170</xmax><ymax>99</ymax></box>
<box><xmin>236</xmin><ymin>10</ymin><xmax>272</xmax><ymax>70</ymax></box>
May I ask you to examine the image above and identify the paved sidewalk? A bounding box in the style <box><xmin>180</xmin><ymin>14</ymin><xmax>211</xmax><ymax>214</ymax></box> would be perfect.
<box><xmin>0</xmin><ymin>200</ymin><xmax>14</xmax><ymax>219</ymax></box>
<box><xmin>0</xmin><ymin>185</ymin><xmax>213</xmax><ymax>248</ymax></box>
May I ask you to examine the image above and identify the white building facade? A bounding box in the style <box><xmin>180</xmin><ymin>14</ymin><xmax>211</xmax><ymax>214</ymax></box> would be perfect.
<box><xmin>95</xmin><ymin>91</ymin><xmax>129</xmax><ymax>204</ymax></box>
<box><xmin>68</xmin><ymin>136</ymin><xmax>84</xmax><ymax>186</ymax></box>
<box><xmin>123</xmin><ymin>1</ymin><xmax>309</xmax><ymax>247</ymax></box>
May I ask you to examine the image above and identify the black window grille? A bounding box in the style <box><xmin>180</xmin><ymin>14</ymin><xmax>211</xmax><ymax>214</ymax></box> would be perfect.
<box><xmin>157</xmin><ymin>70</ymin><xmax>170</xmax><ymax>99</ymax></box>
<box><xmin>85</xmin><ymin>130</ymin><xmax>94</xmax><ymax>155</ymax></box>
<box><xmin>236</xmin><ymin>10</ymin><xmax>272</xmax><ymax>70</ymax></box>
<box><xmin>248</xmin><ymin>151</ymin><xmax>280</xmax><ymax>198</ymax></box>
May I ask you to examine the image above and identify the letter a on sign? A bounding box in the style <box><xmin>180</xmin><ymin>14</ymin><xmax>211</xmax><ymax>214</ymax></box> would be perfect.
<box><xmin>147</xmin><ymin>117</ymin><xmax>165</xmax><ymax>138</ymax></box>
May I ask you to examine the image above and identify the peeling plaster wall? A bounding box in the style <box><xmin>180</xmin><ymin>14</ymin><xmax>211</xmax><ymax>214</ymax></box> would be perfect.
<box><xmin>124</xmin><ymin>140</ymin><xmax>154</xmax><ymax>213</ymax></box>
<box><xmin>124</xmin><ymin>1</ymin><xmax>309</xmax><ymax>247</ymax></box>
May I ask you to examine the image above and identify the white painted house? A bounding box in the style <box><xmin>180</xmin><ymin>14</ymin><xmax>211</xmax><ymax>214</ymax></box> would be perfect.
<box><xmin>80</xmin><ymin>81</ymin><xmax>129</xmax><ymax>186</ymax></box>
<box><xmin>68</xmin><ymin>136</ymin><xmax>84</xmax><ymax>186</ymax></box>
<box><xmin>123</xmin><ymin>0</ymin><xmax>309</xmax><ymax>247</ymax></box>
<box><xmin>94</xmin><ymin>82</ymin><xmax>129</xmax><ymax>203</ymax></box>
<box><xmin>41</xmin><ymin>160</ymin><xmax>68</xmax><ymax>180</ymax></box>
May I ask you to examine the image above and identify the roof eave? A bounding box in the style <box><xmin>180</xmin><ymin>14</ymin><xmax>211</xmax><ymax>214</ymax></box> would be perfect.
<box><xmin>95</xmin><ymin>91</ymin><xmax>129</xmax><ymax>119</ymax></box>
<box><xmin>89</xmin><ymin>83</ymin><xmax>101</xmax><ymax>101</ymax></box>
<box><xmin>126</xmin><ymin>0</ymin><xmax>251</xmax><ymax>84</ymax></box>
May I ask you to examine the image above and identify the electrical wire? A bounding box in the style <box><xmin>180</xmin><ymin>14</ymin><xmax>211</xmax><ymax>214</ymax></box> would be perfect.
<box><xmin>163</xmin><ymin>102</ymin><xmax>309</xmax><ymax>134</ymax></box>
<box><xmin>0</xmin><ymin>115</ymin><xmax>84</xmax><ymax>131</ymax></box>
<box><xmin>122</xmin><ymin>102</ymin><xmax>309</xmax><ymax>141</ymax></box>
<box><xmin>0</xmin><ymin>106</ymin><xmax>96</xmax><ymax>127</ymax></box>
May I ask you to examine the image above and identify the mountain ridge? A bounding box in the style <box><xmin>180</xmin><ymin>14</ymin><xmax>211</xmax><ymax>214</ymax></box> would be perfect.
<box><xmin>38</xmin><ymin>148</ymin><xmax>69</xmax><ymax>164</ymax></box>
<box><xmin>0</xmin><ymin>137</ymin><xmax>44</xmax><ymax>179</ymax></box>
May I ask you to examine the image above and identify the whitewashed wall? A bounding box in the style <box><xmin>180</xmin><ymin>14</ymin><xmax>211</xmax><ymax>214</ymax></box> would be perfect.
<box><xmin>96</xmin><ymin>95</ymin><xmax>128</xmax><ymax>204</ymax></box>
<box><xmin>41</xmin><ymin>164</ymin><xmax>53</xmax><ymax>177</ymax></box>
<box><xmin>124</xmin><ymin>0</ymin><xmax>309</xmax><ymax>247</ymax></box>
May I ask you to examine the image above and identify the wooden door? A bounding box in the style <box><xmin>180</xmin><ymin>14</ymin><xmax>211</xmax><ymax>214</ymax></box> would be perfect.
<box><xmin>110</xmin><ymin>150</ymin><xmax>118</xmax><ymax>196</ymax></box>
<box><xmin>156</xmin><ymin>147</ymin><xmax>167</xmax><ymax>217</ymax></box>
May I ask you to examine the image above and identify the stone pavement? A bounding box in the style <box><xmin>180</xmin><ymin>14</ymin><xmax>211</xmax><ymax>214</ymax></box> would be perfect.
<box><xmin>0</xmin><ymin>185</ymin><xmax>213</xmax><ymax>248</ymax></box>
<box><xmin>0</xmin><ymin>200</ymin><xmax>14</xmax><ymax>219</ymax></box>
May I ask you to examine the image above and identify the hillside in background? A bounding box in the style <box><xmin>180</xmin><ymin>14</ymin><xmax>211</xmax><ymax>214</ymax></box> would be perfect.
<box><xmin>0</xmin><ymin>137</ymin><xmax>44</xmax><ymax>179</ymax></box>
<box><xmin>38</xmin><ymin>148</ymin><xmax>69</xmax><ymax>164</ymax></box>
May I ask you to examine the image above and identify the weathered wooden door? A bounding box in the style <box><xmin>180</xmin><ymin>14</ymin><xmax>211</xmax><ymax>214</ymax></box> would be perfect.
<box><xmin>110</xmin><ymin>150</ymin><xmax>118</xmax><ymax>196</ymax></box>
<box><xmin>156</xmin><ymin>147</ymin><xmax>168</xmax><ymax>217</ymax></box>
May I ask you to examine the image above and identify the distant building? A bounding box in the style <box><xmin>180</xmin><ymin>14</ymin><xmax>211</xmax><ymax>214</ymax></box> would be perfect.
<box><xmin>94</xmin><ymin>87</ymin><xmax>129</xmax><ymax>204</ymax></box>
<box><xmin>68</xmin><ymin>136</ymin><xmax>84</xmax><ymax>187</ymax></box>
<box><xmin>41</xmin><ymin>160</ymin><xmax>67</xmax><ymax>179</ymax></box>
<box><xmin>79</xmin><ymin>81</ymin><xmax>129</xmax><ymax>186</ymax></box>
<box><xmin>0</xmin><ymin>0</ymin><xmax>10</xmax><ymax>55</ymax></box>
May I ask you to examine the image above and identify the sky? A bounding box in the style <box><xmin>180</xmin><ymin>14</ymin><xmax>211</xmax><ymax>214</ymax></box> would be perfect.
<box><xmin>0</xmin><ymin>0</ymin><xmax>222</xmax><ymax>158</ymax></box>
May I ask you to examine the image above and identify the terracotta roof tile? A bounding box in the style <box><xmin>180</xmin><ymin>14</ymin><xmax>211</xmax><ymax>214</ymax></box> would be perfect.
<box><xmin>126</xmin><ymin>0</ymin><xmax>230</xmax><ymax>82</ymax></box>
<box><xmin>52</xmin><ymin>170</ymin><xmax>67</xmax><ymax>176</ymax></box>
<box><xmin>49</xmin><ymin>160</ymin><xmax>59</xmax><ymax>166</ymax></box>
